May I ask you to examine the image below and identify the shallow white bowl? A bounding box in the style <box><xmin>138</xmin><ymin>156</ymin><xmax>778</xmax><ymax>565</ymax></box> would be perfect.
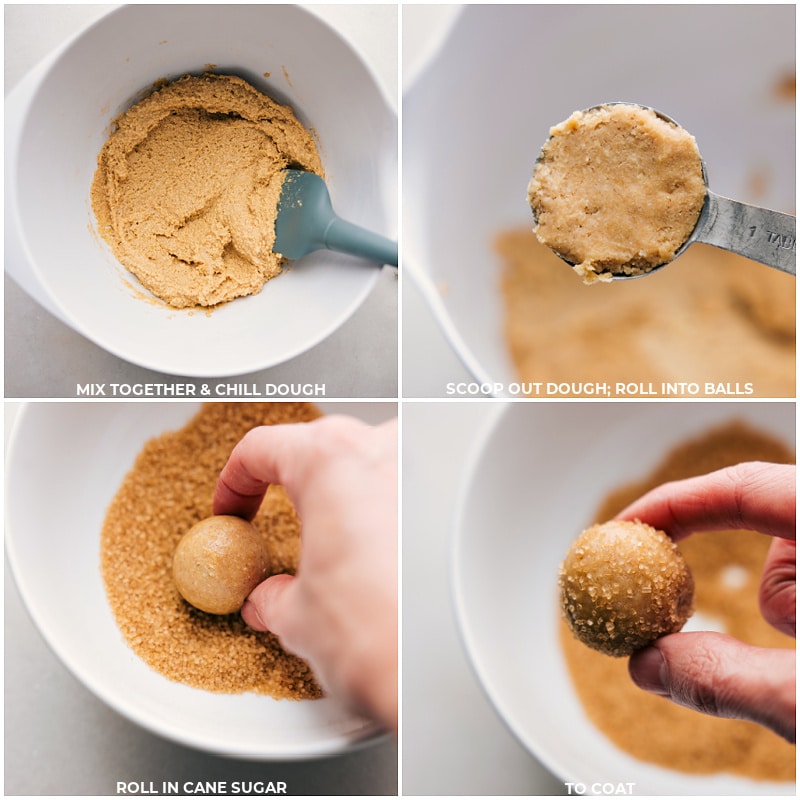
<box><xmin>404</xmin><ymin>5</ymin><xmax>795</xmax><ymax>389</ymax></box>
<box><xmin>453</xmin><ymin>401</ymin><xmax>795</xmax><ymax>795</ymax></box>
<box><xmin>5</xmin><ymin>401</ymin><xmax>395</xmax><ymax>759</ymax></box>
<box><xmin>7</xmin><ymin>5</ymin><xmax>396</xmax><ymax>377</ymax></box>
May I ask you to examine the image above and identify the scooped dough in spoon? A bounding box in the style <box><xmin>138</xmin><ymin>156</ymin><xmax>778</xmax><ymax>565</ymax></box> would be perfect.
<box><xmin>558</xmin><ymin>519</ymin><xmax>694</xmax><ymax>657</ymax></box>
<box><xmin>528</xmin><ymin>104</ymin><xmax>706</xmax><ymax>284</ymax></box>
<box><xmin>173</xmin><ymin>515</ymin><xmax>270</xmax><ymax>615</ymax></box>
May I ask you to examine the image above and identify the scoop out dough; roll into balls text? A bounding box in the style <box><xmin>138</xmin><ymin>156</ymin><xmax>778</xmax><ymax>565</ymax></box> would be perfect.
<box><xmin>559</xmin><ymin>519</ymin><xmax>694</xmax><ymax>657</ymax></box>
<box><xmin>173</xmin><ymin>516</ymin><xmax>270</xmax><ymax>615</ymax></box>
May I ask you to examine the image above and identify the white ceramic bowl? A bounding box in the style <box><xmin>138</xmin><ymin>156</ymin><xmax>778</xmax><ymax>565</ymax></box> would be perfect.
<box><xmin>453</xmin><ymin>401</ymin><xmax>795</xmax><ymax>795</ymax></box>
<box><xmin>5</xmin><ymin>401</ymin><xmax>395</xmax><ymax>759</ymax></box>
<box><xmin>404</xmin><ymin>5</ymin><xmax>795</xmax><ymax>390</ymax></box>
<box><xmin>7</xmin><ymin>5</ymin><xmax>396</xmax><ymax>377</ymax></box>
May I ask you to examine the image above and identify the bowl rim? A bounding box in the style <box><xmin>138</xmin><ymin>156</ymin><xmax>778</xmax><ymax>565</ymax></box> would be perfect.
<box><xmin>8</xmin><ymin>3</ymin><xmax>397</xmax><ymax>378</ymax></box>
<box><xmin>4</xmin><ymin>401</ymin><xmax>389</xmax><ymax>759</ymax></box>
<box><xmin>450</xmin><ymin>401</ymin><xmax>796</xmax><ymax>794</ymax></box>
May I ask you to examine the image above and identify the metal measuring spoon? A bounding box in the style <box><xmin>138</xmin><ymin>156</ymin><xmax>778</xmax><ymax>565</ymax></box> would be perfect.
<box><xmin>675</xmin><ymin>176</ymin><xmax>795</xmax><ymax>278</ymax></box>
<box><xmin>531</xmin><ymin>103</ymin><xmax>796</xmax><ymax>280</ymax></box>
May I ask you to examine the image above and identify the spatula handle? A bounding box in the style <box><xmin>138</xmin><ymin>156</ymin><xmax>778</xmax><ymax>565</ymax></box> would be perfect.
<box><xmin>323</xmin><ymin>217</ymin><xmax>398</xmax><ymax>267</ymax></box>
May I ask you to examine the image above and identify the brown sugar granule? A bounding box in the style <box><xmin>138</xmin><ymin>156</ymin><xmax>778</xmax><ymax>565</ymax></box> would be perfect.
<box><xmin>101</xmin><ymin>402</ymin><xmax>323</xmax><ymax>699</ymax></box>
<box><xmin>560</xmin><ymin>421</ymin><xmax>796</xmax><ymax>780</ymax></box>
<box><xmin>499</xmin><ymin>233</ymin><xmax>795</xmax><ymax>397</ymax></box>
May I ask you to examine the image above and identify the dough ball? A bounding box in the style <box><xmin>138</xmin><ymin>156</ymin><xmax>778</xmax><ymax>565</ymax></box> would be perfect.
<box><xmin>558</xmin><ymin>519</ymin><xmax>694</xmax><ymax>657</ymax></box>
<box><xmin>173</xmin><ymin>516</ymin><xmax>270</xmax><ymax>615</ymax></box>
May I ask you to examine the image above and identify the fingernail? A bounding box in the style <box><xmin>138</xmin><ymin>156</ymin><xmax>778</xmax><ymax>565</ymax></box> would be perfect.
<box><xmin>629</xmin><ymin>646</ymin><xmax>669</xmax><ymax>696</ymax></box>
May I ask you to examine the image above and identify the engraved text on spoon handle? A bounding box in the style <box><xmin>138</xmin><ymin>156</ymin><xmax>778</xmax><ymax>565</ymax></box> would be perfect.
<box><xmin>695</xmin><ymin>192</ymin><xmax>795</xmax><ymax>275</ymax></box>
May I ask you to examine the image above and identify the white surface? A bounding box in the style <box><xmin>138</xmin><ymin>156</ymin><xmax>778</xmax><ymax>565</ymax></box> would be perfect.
<box><xmin>400</xmin><ymin>3</ymin><xmax>487</xmax><ymax>399</ymax></box>
<box><xmin>4</xmin><ymin>401</ymin><xmax>398</xmax><ymax>793</ymax></box>
<box><xmin>402</xmin><ymin>402</ymin><xmax>566</xmax><ymax>795</ymax></box>
<box><xmin>453</xmin><ymin>402</ymin><xmax>795</xmax><ymax>796</ymax></box>
<box><xmin>401</xmin><ymin>4</ymin><xmax>463</xmax><ymax>93</ymax></box>
<box><xmin>403</xmin><ymin>4</ymin><xmax>796</xmax><ymax>397</ymax></box>
<box><xmin>401</xmin><ymin>268</ymin><xmax>474</xmax><ymax>397</ymax></box>
<box><xmin>5</xmin><ymin>3</ymin><xmax>398</xmax><ymax>394</ymax></box>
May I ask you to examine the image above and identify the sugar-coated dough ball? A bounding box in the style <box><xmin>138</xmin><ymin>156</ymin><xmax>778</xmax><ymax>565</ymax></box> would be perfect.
<box><xmin>559</xmin><ymin>519</ymin><xmax>694</xmax><ymax>657</ymax></box>
<box><xmin>173</xmin><ymin>516</ymin><xmax>269</xmax><ymax>615</ymax></box>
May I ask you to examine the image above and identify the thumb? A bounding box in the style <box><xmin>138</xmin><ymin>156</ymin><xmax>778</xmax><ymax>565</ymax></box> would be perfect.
<box><xmin>241</xmin><ymin>573</ymin><xmax>296</xmax><ymax>640</ymax></box>
<box><xmin>629</xmin><ymin>631</ymin><xmax>796</xmax><ymax>743</ymax></box>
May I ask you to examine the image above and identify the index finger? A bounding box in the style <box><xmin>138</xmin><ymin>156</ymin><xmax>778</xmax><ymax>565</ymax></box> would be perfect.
<box><xmin>617</xmin><ymin>462</ymin><xmax>796</xmax><ymax>541</ymax></box>
<box><xmin>212</xmin><ymin>422</ymin><xmax>317</xmax><ymax>519</ymax></box>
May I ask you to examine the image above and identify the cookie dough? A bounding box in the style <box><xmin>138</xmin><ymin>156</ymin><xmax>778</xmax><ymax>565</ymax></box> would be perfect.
<box><xmin>528</xmin><ymin>104</ymin><xmax>706</xmax><ymax>284</ymax></box>
<box><xmin>499</xmin><ymin>234</ymin><xmax>796</xmax><ymax>397</ymax></box>
<box><xmin>92</xmin><ymin>74</ymin><xmax>323</xmax><ymax>308</ymax></box>
<box><xmin>173</xmin><ymin>515</ymin><xmax>270</xmax><ymax>615</ymax></box>
<box><xmin>559</xmin><ymin>519</ymin><xmax>694</xmax><ymax>657</ymax></box>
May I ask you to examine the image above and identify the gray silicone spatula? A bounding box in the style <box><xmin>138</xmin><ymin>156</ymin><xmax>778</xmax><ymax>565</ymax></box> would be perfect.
<box><xmin>274</xmin><ymin>170</ymin><xmax>398</xmax><ymax>266</ymax></box>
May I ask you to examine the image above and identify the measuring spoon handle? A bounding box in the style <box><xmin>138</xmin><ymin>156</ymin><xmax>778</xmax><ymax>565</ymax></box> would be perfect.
<box><xmin>694</xmin><ymin>192</ymin><xmax>795</xmax><ymax>275</ymax></box>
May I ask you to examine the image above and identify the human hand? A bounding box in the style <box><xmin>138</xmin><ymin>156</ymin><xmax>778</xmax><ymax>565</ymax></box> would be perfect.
<box><xmin>213</xmin><ymin>415</ymin><xmax>398</xmax><ymax>733</ymax></box>
<box><xmin>617</xmin><ymin>461</ymin><xmax>795</xmax><ymax>743</ymax></box>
